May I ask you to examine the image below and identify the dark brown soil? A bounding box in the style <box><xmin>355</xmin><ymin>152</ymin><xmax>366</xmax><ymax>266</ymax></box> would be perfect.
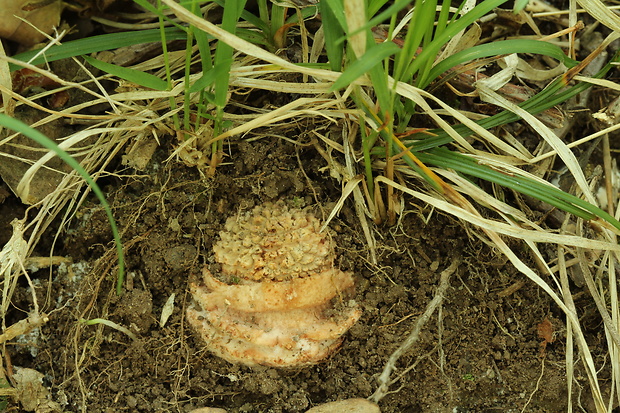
<box><xmin>2</xmin><ymin>4</ymin><xmax>617</xmax><ymax>411</ymax></box>
<box><xmin>1</xmin><ymin>129</ymin><xmax>609</xmax><ymax>413</ymax></box>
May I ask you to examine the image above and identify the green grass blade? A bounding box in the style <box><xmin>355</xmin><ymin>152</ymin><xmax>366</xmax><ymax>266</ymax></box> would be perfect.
<box><xmin>270</xmin><ymin>2</ymin><xmax>287</xmax><ymax>44</ymax></box>
<box><xmin>156</xmin><ymin>0</ymin><xmax>179</xmax><ymax>129</ymax></box>
<box><xmin>213</xmin><ymin>0</ymin><xmax>247</xmax><ymax>108</ymax></box>
<box><xmin>10</xmin><ymin>27</ymin><xmax>188</xmax><ymax>71</ymax></box>
<box><xmin>241</xmin><ymin>10</ymin><xmax>269</xmax><ymax>35</ymax></box>
<box><xmin>319</xmin><ymin>0</ymin><xmax>345</xmax><ymax>71</ymax></box>
<box><xmin>330</xmin><ymin>42</ymin><xmax>401</xmax><ymax>91</ymax></box>
<box><xmin>189</xmin><ymin>61</ymin><xmax>229</xmax><ymax>94</ymax></box>
<box><xmin>235</xmin><ymin>28</ymin><xmax>272</xmax><ymax>46</ymax></box>
<box><xmin>82</xmin><ymin>56</ymin><xmax>168</xmax><ymax>90</ymax></box>
<box><xmin>416</xmin><ymin>0</ymin><xmax>440</xmax><ymax>84</ymax></box>
<box><xmin>409</xmin><ymin>0</ymin><xmax>508</xmax><ymax>87</ymax></box>
<box><xmin>367</xmin><ymin>0</ymin><xmax>392</xmax><ymax>17</ymax></box>
<box><xmin>368</xmin><ymin>61</ymin><xmax>394</xmax><ymax>115</ymax></box>
<box><xmin>513</xmin><ymin>0</ymin><xmax>530</xmax><ymax>13</ymax></box>
<box><xmin>320</xmin><ymin>0</ymin><xmax>349</xmax><ymax>38</ymax></box>
<box><xmin>392</xmin><ymin>0</ymin><xmax>433</xmax><ymax>83</ymax></box>
<box><xmin>257</xmin><ymin>0</ymin><xmax>270</xmax><ymax>27</ymax></box>
<box><xmin>417</xmin><ymin>148</ymin><xmax>620</xmax><ymax>231</ymax></box>
<box><xmin>435</xmin><ymin>0</ymin><xmax>453</xmax><ymax>37</ymax></box>
<box><xmin>188</xmin><ymin>2</ymin><xmax>213</xmax><ymax>73</ymax></box>
<box><xmin>0</xmin><ymin>114</ymin><xmax>126</xmax><ymax>295</ymax></box>
<box><xmin>426</xmin><ymin>39</ymin><xmax>579</xmax><ymax>86</ymax></box>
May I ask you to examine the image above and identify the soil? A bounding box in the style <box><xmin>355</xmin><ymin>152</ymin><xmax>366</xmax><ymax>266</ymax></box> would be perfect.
<box><xmin>1</xmin><ymin>126</ymin><xmax>611</xmax><ymax>413</ymax></box>
<box><xmin>1</xmin><ymin>5</ymin><xmax>618</xmax><ymax>413</ymax></box>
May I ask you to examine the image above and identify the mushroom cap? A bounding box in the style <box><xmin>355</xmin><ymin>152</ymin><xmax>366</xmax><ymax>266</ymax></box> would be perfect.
<box><xmin>213</xmin><ymin>202</ymin><xmax>334</xmax><ymax>281</ymax></box>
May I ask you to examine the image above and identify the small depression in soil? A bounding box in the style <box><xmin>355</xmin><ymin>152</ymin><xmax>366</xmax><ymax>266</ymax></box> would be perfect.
<box><xmin>3</xmin><ymin>135</ymin><xmax>605</xmax><ymax>412</ymax></box>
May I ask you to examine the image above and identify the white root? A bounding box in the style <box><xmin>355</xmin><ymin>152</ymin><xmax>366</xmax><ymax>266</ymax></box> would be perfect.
<box><xmin>371</xmin><ymin>257</ymin><xmax>460</xmax><ymax>403</ymax></box>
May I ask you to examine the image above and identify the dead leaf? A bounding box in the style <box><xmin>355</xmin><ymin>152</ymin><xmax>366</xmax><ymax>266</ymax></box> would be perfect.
<box><xmin>122</xmin><ymin>138</ymin><xmax>158</xmax><ymax>170</ymax></box>
<box><xmin>0</xmin><ymin>106</ymin><xmax>78</xmax><ymax>204</ymax></box>
<box><xmin>13</xmin><ymin>367</ymin><xmax>61</xmax><ymax>412</ymax></box>
<box><xmin>537</xmin><ymin>316</ymin><xmax>554</xmax><ymax>356</ymax></box>
<box><xmin>159</xmin><ymin>293</ymin><xmax>175</xmax><ymax>328</ymax></box>
<box><xmin>0</xmin><ymin>0</ymin><xmax>63</xmax><ymax>46</ymax></box>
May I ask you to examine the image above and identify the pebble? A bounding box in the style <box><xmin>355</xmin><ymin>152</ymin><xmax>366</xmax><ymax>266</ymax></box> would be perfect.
<box><xmin>188</xmin><ymin>398</ymin><xmax>380</xmax><ymax>413</ymax></box>
<box><xmin>305</xmin><ymin>398</ymin><xmax>381</xmax><ymax>413</ymax></box>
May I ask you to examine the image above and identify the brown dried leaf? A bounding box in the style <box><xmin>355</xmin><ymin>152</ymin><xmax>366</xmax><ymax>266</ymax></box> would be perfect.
<box><xmin>0</xmin><ymin>0</ymin><xmax>63</xmax><ymax>46</ymax></box>
<box><xmin>537</xmin><ymin>316</ymin><xmax>554</xmax><ymax>356</ymax></box>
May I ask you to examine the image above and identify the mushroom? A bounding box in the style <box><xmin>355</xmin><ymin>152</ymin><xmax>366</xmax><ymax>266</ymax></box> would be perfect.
<box><xmin>186</xmin><ymin>202</ymin><xmax>361</xmax><ymax>367</ymax></box>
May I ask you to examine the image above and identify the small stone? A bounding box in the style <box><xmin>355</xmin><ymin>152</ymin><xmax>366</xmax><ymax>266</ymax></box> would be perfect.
<box><xmin>126</xmin><ymin>395</ymin><xmax>137</xmax><ymax>409</ymax></box>
<box><xmin>305</xmin><ymin>398</ymin><xmax>381</xmax><ymax>413</ymax></box>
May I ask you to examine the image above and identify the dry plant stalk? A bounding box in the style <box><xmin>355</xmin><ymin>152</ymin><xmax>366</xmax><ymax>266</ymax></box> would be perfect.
<box><xmin>371</xmin><ymin>257</ymin><xmax>460</xmax><ymax>403</ymax></box>
<box><xmin>0</xmin><ymin>312</ymin><xmax>49</xmax><ymax>345</ymax></box>
<box><xmin>0</xmin><ymin>219</ymin><xmax>48</xmax><ymax>349</ymax></box>
<box><xmin>375</xmin><ymin>174</ymin><xmax>614</xmax><ymax>411</ymax></box>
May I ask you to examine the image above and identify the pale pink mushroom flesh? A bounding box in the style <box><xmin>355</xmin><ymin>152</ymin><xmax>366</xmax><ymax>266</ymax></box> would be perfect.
<box><xmin>186</xmin><ymin>202</ymin><xmax>361</xmax><ymax>367</ymax></box>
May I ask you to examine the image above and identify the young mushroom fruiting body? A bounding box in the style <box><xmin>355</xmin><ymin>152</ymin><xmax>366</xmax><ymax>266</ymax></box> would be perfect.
<box><xmin>186</xmin><ymin>202</ymin><xmax>361</xmax><ymax>368</ymax></box>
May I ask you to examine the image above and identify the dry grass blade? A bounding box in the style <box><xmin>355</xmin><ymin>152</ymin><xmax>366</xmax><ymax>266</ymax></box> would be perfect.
<box><xmin>574</xmin><ymin>75</ymin><xmax>620</xmax><ymax>92</ymax></box>
<box><xmin>530</xmin><ymin>122</ymin><xmax>620</xmax><ymax>163</ymax></box>
<box><xmin>556</xmin><ymin>241</ymin><xmax>576</xmax><ymax>411</ymax></box>
<box><xmin>0</xmin><ymin>40</ymin><xmax>12</xmax><ymax>117</ymax></box>
<box><xmin>161</xmin><ymin>0</ymin><xmax>339</xmax><ymax>82</ymax></box>
<box><xmin>576</xmin><ymin>0</ymin><xmax>620</xmax><ymax>32</ymax></box>
<box><xmin>320</xmin><ymin>176</ymin><xmax>363</xmax><ymax>233</ymax></box>
<box><xmin>0</xmin><ymin>219</ymin><xmax>29</xmax><ymax>323</ymax></box>
<box><xmin>376</xmin><ymin>175</ymin><xmax>607</xmax><ymax>410</ymax></box>
<box><xmin>229</xmin><ymin>74</ymin><xmax>332</xmax><ymax>93</ymax></box>
<box><xmin>344</xmin><ymin>0</ymin><xmax>366</xmax><ymax>59</ymax></box>
<box><xmin>212</xmin><ymin>97</ymin><xmax>340</xmax><ymax>143</ymax></box>
<box><xmin>576</xmin><ymin>239</ymin><xmax>620</xmax><ymax>349</ymax></box>
<box><xmin>475</xmin><ymin>56</ymin><xmax>597</xmax><ymax>205</ymax></box>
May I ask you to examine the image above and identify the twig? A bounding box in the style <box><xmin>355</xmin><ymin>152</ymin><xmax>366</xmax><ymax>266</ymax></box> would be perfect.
<box><xmin>520</xmin><ymin>357</ymin><xmax>546</xmax><ymax>413</ymax></box>
<box><xmin>0</xmin><ymin>312</ymin><xmax>49</xmax><ymax>345</ymax></box>
<box><xmin>80</xmin><ymin>318</ymin><xmax>137</xmax><ymax>341</ymax></box>
<box><xmin>371</xmin><ymin>257</ymin><xmax>460</xmax><ymax>403</ymax></box>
